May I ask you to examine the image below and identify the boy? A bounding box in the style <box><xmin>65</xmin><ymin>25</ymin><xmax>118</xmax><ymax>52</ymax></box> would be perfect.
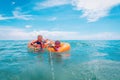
<box><xmin>31</xmin><ymin>35</ymin><xmax>44</xmax><ymax>51</ymax></box>
<box><xmin>51</xmin><ymin>40</ymin><xmax>61</xmax><ymax>51</ymax></box>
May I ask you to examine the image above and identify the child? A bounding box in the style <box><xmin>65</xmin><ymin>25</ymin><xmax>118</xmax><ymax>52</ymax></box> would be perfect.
<box><xmin>31</xmin><ymin>35</ymin><xmax>44</xmax><ymax>51</ymax></box>
<box><xmin>51</xmin><ymin>40</ymin><xmax>61</xmax><ymax>51</ymax></box>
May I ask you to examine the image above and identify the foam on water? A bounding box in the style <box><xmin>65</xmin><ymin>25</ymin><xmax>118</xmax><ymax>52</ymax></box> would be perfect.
<box><xmin>0</xmin><ymin>40</ymin><xmax>120</xmax><ymax>80</ymax></box>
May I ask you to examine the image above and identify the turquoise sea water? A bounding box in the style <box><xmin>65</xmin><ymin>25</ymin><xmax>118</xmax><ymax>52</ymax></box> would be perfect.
<box><xmin>0</xmin><ymin>40</ymin><xmax>120</xmax><ymax>80</ymax></box>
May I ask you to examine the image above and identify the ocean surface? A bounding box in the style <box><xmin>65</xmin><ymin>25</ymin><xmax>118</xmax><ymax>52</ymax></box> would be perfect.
<box><xmin>0</xmin><ymin>40</ymin><xmax>120</xmax><ymax>80</ymax></box>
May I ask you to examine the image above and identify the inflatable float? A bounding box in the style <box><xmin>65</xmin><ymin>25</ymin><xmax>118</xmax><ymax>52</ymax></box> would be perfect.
<box><xmin>28</xmin><ymin>40</ymin><xmax>70</xmax><ymax>53</ymax></box>
<box><xmin>47</xmin><ymin>43</ymin><xmax>70</xmax><ymax>53</ymax></box>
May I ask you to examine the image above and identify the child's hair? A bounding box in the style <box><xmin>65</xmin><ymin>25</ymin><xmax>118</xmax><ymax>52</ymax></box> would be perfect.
<box><xmin>55</xmin><ymin>40</ymin><xmax>60</xmax><ymax>45</ymax></box>
<box><xmin>38</xmin><ymin>35</ymin><xmax>42</xmax><ymax>37</ymax></box>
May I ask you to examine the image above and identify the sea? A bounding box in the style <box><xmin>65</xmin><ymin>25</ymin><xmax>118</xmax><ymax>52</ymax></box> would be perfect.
<box><xmin>0</xmin><ymin>40</ymin><xmax>120</xmax><ymax>80</ymax></box>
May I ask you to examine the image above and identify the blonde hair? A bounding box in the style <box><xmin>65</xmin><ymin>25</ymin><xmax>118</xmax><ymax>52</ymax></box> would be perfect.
<box><xmin>38</xmin><ymin>35</ymin><xmax>42</xmax><ymax>38</ymax></box>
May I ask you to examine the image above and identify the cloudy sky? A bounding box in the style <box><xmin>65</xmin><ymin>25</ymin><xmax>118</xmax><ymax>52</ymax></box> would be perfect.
<box><xmin>0</xmin><ymin>0</ymin><xmax>120</xmax><ymax>40</ymax></box>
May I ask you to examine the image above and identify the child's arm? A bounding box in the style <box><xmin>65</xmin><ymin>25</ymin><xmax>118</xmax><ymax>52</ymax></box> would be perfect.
<box><xmin>31</xmin><ymin>40</ymin><xmax>37</xmax><ymax>45</ymax></box>
<box><xmin>51</xmin><ymin>46</ymin><xmax>58</xmax><ymax>51</ymax></box>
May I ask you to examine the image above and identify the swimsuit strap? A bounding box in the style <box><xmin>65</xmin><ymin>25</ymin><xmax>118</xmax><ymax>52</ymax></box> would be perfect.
<box><xmin>36</xmin><ymin>40</ymin><xmax>43</xmax><ymax>44</ymax></box>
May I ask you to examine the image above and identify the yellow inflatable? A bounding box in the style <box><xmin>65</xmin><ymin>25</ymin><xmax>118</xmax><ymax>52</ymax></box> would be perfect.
<box><xmin>47</xmin><ymin>43</ymin><xmax>70</xmax><ymax>53</ymax></box>
<box><xmin>28</xmin><ymin>40</ymin><xmax>70</xmax><ymax>53</ymax></box>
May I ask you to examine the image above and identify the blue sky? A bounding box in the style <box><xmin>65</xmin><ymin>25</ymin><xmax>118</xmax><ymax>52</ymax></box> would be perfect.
<box><xmin>0</xmin><ymin>0</ymin><xmax>120</xmax><ymax>40</ymax></box>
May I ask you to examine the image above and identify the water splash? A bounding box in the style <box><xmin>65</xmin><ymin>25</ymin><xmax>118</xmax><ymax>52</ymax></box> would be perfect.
<box><xmin>49</xmin><ymin>51</ymin><xmax>55</xmax><ymax>80</ymax></box>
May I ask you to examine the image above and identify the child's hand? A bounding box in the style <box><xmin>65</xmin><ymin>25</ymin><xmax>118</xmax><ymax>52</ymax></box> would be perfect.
<box><xmin>48</xmin><ymin>44</ymin><xmax>52</xmax><ymax>47</ymax></box>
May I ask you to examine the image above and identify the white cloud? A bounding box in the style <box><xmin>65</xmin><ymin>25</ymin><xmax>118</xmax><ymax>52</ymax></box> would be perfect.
<box><xmin>12</xmin><ymin>8</ymin><xmax>33</xmax><ymax>20</ymax></box>
<box><xmin>34</xmin><ymin>0</ymin><xmax>120</xmax><ymax>22</ymax></box>
<box><xmin>72</xmin><ymin>0</ymin><xmax>120</xmax><ymax>22</ymax></box>
<box><xmin>34</xmin><ymin>0</ymin><xmax>70</xmax><ymax>10</ymax></box>
<box><xmin>25</xmin><ymin>25</ymin><xmax>32</xmax><ymax>28</ymax></box>
<box><xmin>48</xmin><ymin>17</ymin><xmax>57</xmax><ymax>21</ymax></box>
<box><xmin>0</xmin><ymin>28</ymin><xmax>34</xmax><ymax>40</ymax></box>
<box><xmin>0</xmin><ymin>15</ymin><xmax>14</xmax><ymax>20</ymax></box>
<box><xmin>0</xmin><ymin>7</ymin><xmax>33</xmax><ymax>21</ymax></box>
<box><xmin>12</xmin><ymin>2</ymin><xmax>16</xmax><ymax>5</ymax></box>
<box><xmin>78</xmin><ymin>32</ymin><xmax>120</xmax><ymax>40</ymax></box>
<box><xmin>32</xmin><ymin>30</ymin><xmax>79</xmax><ymax>40</ymax></box>
<box><xmin>0</xmin><ymin>27</ymin><xmax>78</xmax><ymax>40</ymax></box>
<box><xmin>0</xmin><ymin>27</ymin><xmax>120</xmax><ymax>40</ymax></box>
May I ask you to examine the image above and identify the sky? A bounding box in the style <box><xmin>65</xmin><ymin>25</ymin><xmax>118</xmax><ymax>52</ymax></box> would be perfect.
<box><xmin>0</xmin><ymin>0</ymin><xmax>120</xmax><ymax>40</ymax></box>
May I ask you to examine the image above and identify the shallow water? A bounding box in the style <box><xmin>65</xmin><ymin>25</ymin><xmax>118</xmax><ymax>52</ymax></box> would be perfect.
<box><xmin>0</xmin><ymin>40</ymin><xmax>120</xmax><ymax>80</ymax></box>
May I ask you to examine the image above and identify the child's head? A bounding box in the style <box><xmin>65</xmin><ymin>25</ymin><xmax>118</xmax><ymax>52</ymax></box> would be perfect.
<box><xmin>55</xmin><ymin>40</ymin><xmax>61</xmax><ymax>47</ymax></box>
<box><xmin>37</xmin><ymin>35</ymin><xmax>43</xmax><ymax>41</ymax></box>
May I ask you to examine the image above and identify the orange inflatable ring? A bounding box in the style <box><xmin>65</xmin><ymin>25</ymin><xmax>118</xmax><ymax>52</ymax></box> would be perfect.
<box><xmin>47</xmin><ymin>43</ymin><xmax>70</xmax><ymax>53</ymax></box>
